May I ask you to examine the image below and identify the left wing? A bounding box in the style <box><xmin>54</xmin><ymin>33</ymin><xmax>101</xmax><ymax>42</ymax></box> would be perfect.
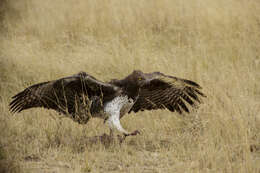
<box><xmin>9</xmin><ymin>72</ymin><xmax>119</xmax><ymax>115</ymax></box>
<box><xmin>129</xmin><ymin>72</ymin><xmax>206</xmax><ymax>114</ymax></box>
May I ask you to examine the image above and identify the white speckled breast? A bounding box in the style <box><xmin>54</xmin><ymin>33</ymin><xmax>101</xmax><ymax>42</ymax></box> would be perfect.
<box><xmin>103</xmin><ymin>95</ymin><xmax>135</xmax><ymax>133</ymax></box>
<box><xmin>104</xmin><ymin>95</ymin><xmax>134</xmax><ymax>118</ymax></box>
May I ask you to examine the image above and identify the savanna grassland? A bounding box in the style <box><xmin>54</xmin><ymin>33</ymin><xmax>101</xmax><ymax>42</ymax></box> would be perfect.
<box><xmin>0</xmin><ymin>0</ymin><xmax>260</xmax><ymax>172</ymax></box>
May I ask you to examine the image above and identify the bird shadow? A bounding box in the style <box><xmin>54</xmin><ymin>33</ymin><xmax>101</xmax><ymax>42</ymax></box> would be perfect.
<box><xmin>70</xmin><ymin>133</ymin><xmax>127</xmax><ymax>152</ymax></box>
<box><xmin>75</xmin><ymin>133</ymin><xmax>173</xmax><ymax>153</ymax></box>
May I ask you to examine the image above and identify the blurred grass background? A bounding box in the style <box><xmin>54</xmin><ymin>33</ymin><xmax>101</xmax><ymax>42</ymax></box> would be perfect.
<box><xmin>0</xmin><ymin>0</ymin><xmax>259</xmax><ymax>172</ymax></box>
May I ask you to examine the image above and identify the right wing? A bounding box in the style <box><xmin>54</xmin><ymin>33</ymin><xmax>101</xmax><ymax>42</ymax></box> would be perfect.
<box><xmin>130</xmin><ymin>72</ymin><xmax>206</xmax><ymax>114</ymax></box>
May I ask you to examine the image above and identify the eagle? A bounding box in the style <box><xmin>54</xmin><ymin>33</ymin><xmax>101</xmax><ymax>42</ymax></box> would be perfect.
<box><xmin>9</xmin><ymin>70</ymin><xmax>206</xmax><ymax>139</ymax></box>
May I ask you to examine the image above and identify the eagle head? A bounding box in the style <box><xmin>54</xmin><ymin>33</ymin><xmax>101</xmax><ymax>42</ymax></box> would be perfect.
<box><xmin>130</xmin><ymin>70</ymin><xmax>151</xmax><ymax>87</ymax></box>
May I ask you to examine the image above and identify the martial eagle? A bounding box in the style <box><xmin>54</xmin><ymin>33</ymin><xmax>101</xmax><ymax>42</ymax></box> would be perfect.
<box><xmin>10</xmin><ymin>70</ymin><xmax>206</xmax><ymax>139</ymax></box>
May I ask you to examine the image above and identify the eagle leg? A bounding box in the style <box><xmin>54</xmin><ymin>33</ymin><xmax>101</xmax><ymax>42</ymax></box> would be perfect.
<box><xmin>107</xmin><ymin>111</ymin><xmax>130</xmax><ymax>135</ymax></box>
<box><xmin>109</xmin><ymin>129</ymin><xmax>114</xmax><ymax>138</ymax></box>
<box><xmin>106</xmin><ymin>111</ymin><xmax>140</xmax><ymax>143</ymax></box>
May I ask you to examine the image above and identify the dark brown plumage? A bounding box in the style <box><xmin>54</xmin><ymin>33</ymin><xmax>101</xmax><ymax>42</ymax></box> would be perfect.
<box><xmin>10</xmin><ymin>72</ymin><xmax>120</xmax><ymax>123</ymax></box>
<box><xmin>9</xmin><ymin>70</ymin><xmax>206</xmax><ymax>137</ymax></box>
<box><xmin>129</xmin><ymin>72</ymin><xmax>206</xmax><ymax>114</ymax></box>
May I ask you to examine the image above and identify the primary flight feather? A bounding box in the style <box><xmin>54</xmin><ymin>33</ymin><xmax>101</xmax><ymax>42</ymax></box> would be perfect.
<box><xmin>10</xmin><ymin>70</ymin><xmax>206</xmax><ymax>138</ymax></box>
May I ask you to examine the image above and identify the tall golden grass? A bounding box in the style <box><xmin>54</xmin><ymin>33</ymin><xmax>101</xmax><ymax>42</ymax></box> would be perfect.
<box><xmin>0</xmin><ymin>0</ymin><xmax>259</xmax><ymax>172</ymax></box>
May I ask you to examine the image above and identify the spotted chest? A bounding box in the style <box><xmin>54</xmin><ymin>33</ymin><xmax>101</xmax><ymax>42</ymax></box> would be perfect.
<box><xmin>104</xmin><ymin>95</ymin><xmax>135</xmax><ymax>119</ymax></box>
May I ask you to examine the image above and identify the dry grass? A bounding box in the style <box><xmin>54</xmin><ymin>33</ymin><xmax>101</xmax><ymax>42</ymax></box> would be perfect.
<box><xmin>0</xmin><ymin>0</ymin><xmax>260</xmax><ymax>172</ymax></box>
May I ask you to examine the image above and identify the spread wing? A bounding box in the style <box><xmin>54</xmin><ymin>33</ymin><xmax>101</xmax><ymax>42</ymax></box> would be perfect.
<box><xmin>9</xmin><ymin>72</ymin><xmax>119</xmax><ymax>115</ymax></box>
<box><xmin>129</xmin><ymin>72</ymin><xmax>206</xmax><ymax>114</ymax></box>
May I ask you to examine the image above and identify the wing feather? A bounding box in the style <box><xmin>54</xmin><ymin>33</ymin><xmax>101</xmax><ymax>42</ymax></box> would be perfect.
<box><xmin>129</xmin><ymin>72</ymin><xmax>206</xmax><ymax>114</ymax></box>
<box><xmin>9</xmin><ymin>72</ymin><xmax>119</xmax><ymax>115</ymax></box>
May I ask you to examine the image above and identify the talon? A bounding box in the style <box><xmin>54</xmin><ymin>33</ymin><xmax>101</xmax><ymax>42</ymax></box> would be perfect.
<box><xmin>103</xmin><ymin>116</ymin><xmax>109</xmax><ymax>124</ymax></box>
<box><xmin>100</xmin><ymin>133</ymin><xmax>110</xmax><ymax>141</ymax></box>
<box><xmin>123</xmin><ymin>130</ymin><xmax>140</xmax><ymax>138</ymax></box>
<box><xmin>131</xmin><ymin>130</ymin><xmax>140</xmax><ymax>136</ymax></box>
<box><xmin>117</xmin><ymin>135</ymin><xmax>125</xmax><ymax>144</ymax></box>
